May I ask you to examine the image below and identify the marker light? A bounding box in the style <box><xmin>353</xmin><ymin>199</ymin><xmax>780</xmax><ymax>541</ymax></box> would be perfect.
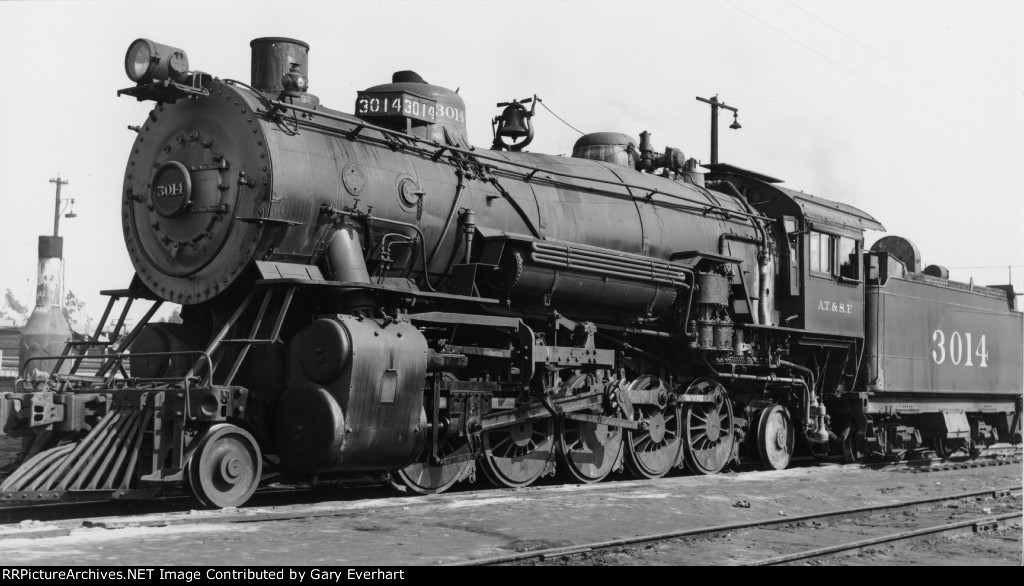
<box><xmin>125</xmin><ymin>38</ymin><xmax>189</xmax><ymax>84</ymax></box>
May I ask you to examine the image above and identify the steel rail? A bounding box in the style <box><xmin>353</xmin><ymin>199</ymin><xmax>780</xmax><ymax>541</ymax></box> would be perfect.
<box><xmin>448</xmin><ymin>485</ymin><xmax>1022</xmax><ymax>566</ymax></box>
<box><xmin>750</xmin><ymin>511</ymin><xmax>1023</xmax><ymax>566</ymax></box>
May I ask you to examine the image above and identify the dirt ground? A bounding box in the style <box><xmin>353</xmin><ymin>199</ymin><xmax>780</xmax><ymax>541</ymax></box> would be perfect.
<box><xmin>0</xmin><ymin>457</ymin><xmax>1020</xmax><ymax>566</ymax></box>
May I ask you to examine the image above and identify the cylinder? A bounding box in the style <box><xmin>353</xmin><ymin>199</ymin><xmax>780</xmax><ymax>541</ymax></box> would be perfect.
<box><xmin>695</xmin><ymin>272</ymin><xmax>730</xmax><ymax>305</ymax></box>
<box><xmin>294</xmin><ymin>319</ymin><xmax>352</xmax><ymax>383</ymax></box>
<box><xmin>250</xmin><ymin>37</ymin><xmax>310</xmax><ymax>93</ymax></box>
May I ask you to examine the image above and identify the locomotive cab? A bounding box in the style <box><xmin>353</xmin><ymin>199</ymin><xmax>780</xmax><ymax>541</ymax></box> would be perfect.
<box><xmin>781</xmin><ymin>187</ymin><xmax>882</xmax><ymax>337</ymax></box>
<box><xmin>706</xmin><ymin>167</ymin><xmax>883</xmax><ymax>337</ymax></box>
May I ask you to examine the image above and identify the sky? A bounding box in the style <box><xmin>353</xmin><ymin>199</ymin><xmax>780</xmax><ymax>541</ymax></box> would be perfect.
<box><xmin>0</xmin><ymin>0</ymin><xmax>1021</xmax><ymax>330</ymax></box>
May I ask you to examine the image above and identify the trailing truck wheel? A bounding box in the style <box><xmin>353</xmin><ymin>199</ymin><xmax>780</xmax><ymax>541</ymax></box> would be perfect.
<box><xmin>808</xmin><ymin>439</ymin><xmax>831</xmax><ymax>461</ymax></box>
<box><xmin>841</xmin><ymin>419</ymin><xmax>868</xmax><ymax>464</ymax></box>
<box><xmin>187</xmin><ymin>424</ymin><xmax>262</xmax><ymax>509</ymax></box>
<box><xmin>934</xmin><ymin>437</ymin><xmax>968</xmax><ymax>459</ymax></box>
<box><xmin>756</xmin><ymin>405</ymin><xmax>795</xmax><ymax>471</ymax></box>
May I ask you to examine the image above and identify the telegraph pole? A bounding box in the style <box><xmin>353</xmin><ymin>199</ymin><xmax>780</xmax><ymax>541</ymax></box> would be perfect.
<box><xmin>50</xmin><ymin>176</ymin><xmax>69</xmax><ymax>237</ymax></box>
<box><xmin>695</xmin><ymin>95</ymin><xmax>741</xmax><ymax>164</ymax></box>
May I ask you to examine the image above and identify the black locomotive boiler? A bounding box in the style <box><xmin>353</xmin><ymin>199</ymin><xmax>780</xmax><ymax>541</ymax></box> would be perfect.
<box><xmin>1</xmin><ymin>38</ymin><xmax>1020</xmax><ymax>507</ymax></box>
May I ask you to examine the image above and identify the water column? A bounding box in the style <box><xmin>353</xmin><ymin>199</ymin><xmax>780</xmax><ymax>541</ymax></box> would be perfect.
<box><xmin>19</xmin><ymin>178</ymin><xmax>74</xmax><ymax>376</ymax></box>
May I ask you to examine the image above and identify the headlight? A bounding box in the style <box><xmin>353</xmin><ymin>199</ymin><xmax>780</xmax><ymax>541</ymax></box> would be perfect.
<box><xmin>125</xmin><ymin>38</ymin><xmax>189</xmax><ymax>84</ymax></box>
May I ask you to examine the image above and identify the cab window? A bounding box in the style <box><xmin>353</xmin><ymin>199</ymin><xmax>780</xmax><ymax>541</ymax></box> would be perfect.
<box><xmin>809</xmin><ymin>231</ymin><xmax>833</xmax><ymax>275</ymax></box>
<box><xmin>809</xmin><ymin>231</ymin><xmax>861</xmax><ymax>280</ymax></box>
<box><xmin>838</xmin><ymin>236</ymin><xmax>859</xmax><ymax>280</ymax></box>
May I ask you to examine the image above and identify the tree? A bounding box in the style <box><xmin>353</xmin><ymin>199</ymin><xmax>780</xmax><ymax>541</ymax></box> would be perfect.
<box><xmin>155</xmin><ymin>305</ymin><xmax>183</xmax><ymax>324</ymax></box>
<box><xmin>167</xmin><ymin>306</ymin><xmax>183</xmax><ymax>324</ymax></box>
<box><xmin>1</xmin><ymin>289</ymin><xmax>28</xmax><ymax>326</ymax></box>
<box><xmin>5</xmin><ymin>289</ymin><xmax>28</xmax><ymax>315</ymax></box>
<box><xmin>64</xmin><ymin>290</ymin><xmax>92</xmax><ymax>333</ymax></box>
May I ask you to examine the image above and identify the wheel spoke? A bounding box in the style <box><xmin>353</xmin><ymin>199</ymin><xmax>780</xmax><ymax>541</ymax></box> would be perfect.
<box><xmin>490</xmin><ymin>434</ymin><xmax>513</xmax><ymax>453</ymax></box>
<box><xmin>633</xmin><ymin>434</ymin><xmax>652</xmax><ymax>451</ymax></box>
<box><xmin>482</xmin><ymin>419</ymin><xmax>555</xmax><ymax>488</ymax></box>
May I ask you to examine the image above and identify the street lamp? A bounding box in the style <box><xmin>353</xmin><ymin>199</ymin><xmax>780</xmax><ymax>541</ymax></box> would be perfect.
<box><xmin>49</xmin><ymin>176</ymin><xmax>76</xmax><ymax>237</ymax></box>
<box><xmin>695</xmin><ymin>95</ymin><xmax>741</xmax><ymax>164</ymax></box>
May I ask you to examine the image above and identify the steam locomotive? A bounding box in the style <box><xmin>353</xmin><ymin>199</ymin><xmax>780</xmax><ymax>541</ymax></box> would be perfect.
<box><xmin>2</xmin><ymin>38</ymin><xmax>1020</xmax><ymax>508</ymax></box>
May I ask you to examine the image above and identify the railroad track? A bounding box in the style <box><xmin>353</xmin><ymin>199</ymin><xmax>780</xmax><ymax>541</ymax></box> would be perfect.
<box><xmin>451</xmin><ymin>486</ymin><xmax>1022</xmax><ymax>566</ymax></box>
<box><xmin>1</xmin><ymin>448</ymin><xmax>1018</xmax><ymax>530</ymax></box>
<box><xmin>858</xmin><ymin>445</ymin><xmax>1022</xmax><ymax>474</ymax></box>
<box><xmin>750</xmin><ymin>510</ymin><xmax>1022</xmax><ymax>565</ymax></box>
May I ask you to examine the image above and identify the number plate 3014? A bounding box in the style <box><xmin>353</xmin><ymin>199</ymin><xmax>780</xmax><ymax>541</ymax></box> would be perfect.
<box><xmin>355</xmin><ymin>90</ymin><xmax>437</xmax><ymax>124</ymax></box>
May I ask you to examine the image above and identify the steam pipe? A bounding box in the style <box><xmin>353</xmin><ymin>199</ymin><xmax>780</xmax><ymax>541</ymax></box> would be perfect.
<box><xmin>320</xmin><ymin>205</ymin><xmax>437</xmax><ymax>292</ymax></box>
<box><xmin>780</xmin><ymin>359</ymin><xmax>829</xmax><ymax>444</ymax></box>
<box><xmin>716</xmin><ymin>180</ymin><xmax>772</xmax><ymax>326</ymax></box>
<box><xmin>597</xmin><ymin>323</ymin><xmax>673</xmax><ymax>338</ymax></box>
<box><xmin>701</xmin><ymin>357</ymin><xmax>829</xmax><ymax>446</ymax></box>
<box><xmin>324</xmin><ymin>222</ymin><xmax>375</xmax><ymax>312</ymax></box>
<box><xmin>425</xmin><ymin>170</ymin><xmax>466</xmax><ymax>269</ymax></box>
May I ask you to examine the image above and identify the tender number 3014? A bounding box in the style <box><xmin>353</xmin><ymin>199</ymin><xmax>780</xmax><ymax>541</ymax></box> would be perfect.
<box><xmin>931</xmin><ymin>329</ymin><xmax>988</xmax><ymax>367</ymax></box>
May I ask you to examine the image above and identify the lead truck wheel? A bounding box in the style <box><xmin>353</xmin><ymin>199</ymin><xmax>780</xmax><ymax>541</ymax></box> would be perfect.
<box><xmin>187</xmin><ymin>424</ymin><xmax>262</xmax><ymax>509</ymax></box>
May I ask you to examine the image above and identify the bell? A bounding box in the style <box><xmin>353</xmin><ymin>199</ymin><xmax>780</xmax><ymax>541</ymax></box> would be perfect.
<box><xmin>729</xmin><ymin>112</ymin><xmax>742</xmax><ymax>130</ymax></box>
<box><xmin>497</xmin><ymin>104</ymin><xmax>529</xmax><ymax>139</ymax></box>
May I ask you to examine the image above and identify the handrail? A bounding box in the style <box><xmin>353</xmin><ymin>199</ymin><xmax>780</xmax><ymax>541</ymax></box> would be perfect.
<box><xmin>246</xmin><ymin>92</ymin><xmax>770</xmax><ymax>225</ymax></box>
<box><xmin>22</xmin><ymin>350</ymin><xmax>215</xmax><ymax>388</ymax></box>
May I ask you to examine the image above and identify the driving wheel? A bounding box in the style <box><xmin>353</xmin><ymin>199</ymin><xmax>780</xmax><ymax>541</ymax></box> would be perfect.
<box><xmin>682</xmin><ymin>379</ymin><xmax>735</xmax><ymax>475</ymax></box>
